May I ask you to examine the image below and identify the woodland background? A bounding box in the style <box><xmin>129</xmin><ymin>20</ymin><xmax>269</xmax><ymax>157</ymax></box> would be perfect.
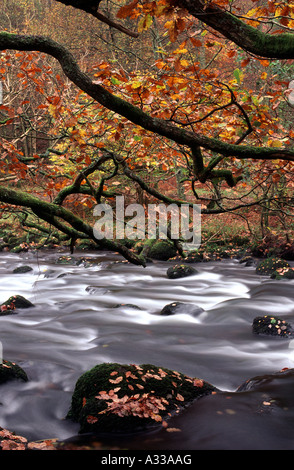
<box><xmin>0</xmin><ymin>0</ymin><xmax>293</xmax><ymax>263</ymax></box>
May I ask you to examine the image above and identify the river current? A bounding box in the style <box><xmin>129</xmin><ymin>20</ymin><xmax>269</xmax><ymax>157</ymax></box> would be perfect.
<box><xmin>0</xmin><ymin>249</ymin><xmax>293</xmax><ymax>450</ymax></box>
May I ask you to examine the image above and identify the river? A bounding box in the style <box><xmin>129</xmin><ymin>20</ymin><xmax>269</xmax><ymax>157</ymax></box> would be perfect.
<box><xmin>0</xmin><ymin>249</ymin><xmax>293</xmax><ymax>450</ymax></box>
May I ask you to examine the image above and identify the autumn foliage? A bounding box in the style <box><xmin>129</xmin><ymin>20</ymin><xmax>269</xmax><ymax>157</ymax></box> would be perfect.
<box><xmin>0</xmin><ymin>0</ymin><xmax>293</xmax><ymax>261</ymax></box>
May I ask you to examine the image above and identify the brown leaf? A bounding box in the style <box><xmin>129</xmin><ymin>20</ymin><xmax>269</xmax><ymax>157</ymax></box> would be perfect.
<box><xmin>109</xmin><ymin>376</ymin><xmax>123</xmax><ymax>384</ymax></box>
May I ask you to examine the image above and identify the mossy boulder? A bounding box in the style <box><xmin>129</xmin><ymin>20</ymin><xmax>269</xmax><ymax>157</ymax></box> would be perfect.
<box><xmin>0</xmin><ymin>295</ymin><xmax>35</xmax><ymax>315</ymax></box>
<box><xmin>160</xmin><ymin>302</ymin><xmax>204</xmax><ymax>317</ymax></box>
<box><xmin>66</xmin><ymin>362</ymin><xmax>217</xmax><ymax>434</ymax></box>
<box><xmin>252</xmin><ymin>315</ymin><xmax>293</xmax><ymax>338</ymax></box>
<box><xmin>149</xmin><ymin>240</ymin><xmax>177</xmax><ymax>261</ymax></box>
<box><xmin>12</xmin><ymin>265</ymin><xmax>33</xmax><ymax>274</ymax></box>
<box><xmin>0</xmin><ymin>360</ymin><xmax>28</xmax><ymax>384</ymax></box>
<box><xmin>167</xmin><ymin>264</ymin><xmax>198</xmax><ymax>279</ymax></box>
<box><xmin>271</xmin><ymin>267</ymin><xmax>294</xmax><ymax>280</ymax></box>
<box><xmin>256</xmin><ymin>257</ymin><xmax>290</xmax><ymax>276</ymax></box>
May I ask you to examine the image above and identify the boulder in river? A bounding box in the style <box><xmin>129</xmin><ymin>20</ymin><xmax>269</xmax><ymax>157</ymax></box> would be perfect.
<box><xmin>66</xmin><ymin>362</ymin><xmax>217</xmax><ymax>434</ymax></box>
<box><xmin>0</xmin><ymin>360</ymin><xmax>28</xmax><ymax>384</ymax></box>
<box><xmin>256</xmin><ymin>257</ymin><xmax>290</xmax><ymax>276</ymax></box>
<box><xmin>160</xmin><ymin>302</ymin><xmax>204</xmax><ymax>317</ymax></box>
<box><xmin>0</xmin><ymin>295</ymin><xmax>35</xmax><ymax>315</ymax></box>
<box><xmin>167</xmin><ymin>264</ymin><xmax>198</xmax><ymax>279</ymax></box>
<box><xmin>252</xmin><ymin>315</ymin><xmax>293</xmax><ymax>338</ymax></box>
<box><xmin>12</xmin><ymin>265</ymin><xmax>33</xmax><ymax>274</ymax></box>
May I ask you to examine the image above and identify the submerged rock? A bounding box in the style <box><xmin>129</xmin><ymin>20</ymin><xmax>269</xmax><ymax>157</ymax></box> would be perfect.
<box><xmin>256</xmin><ymin>257</ymin><xmax>290</xmax><ymax>276</ymax></box>
<box><xmin>0</xmin><ymin>360</ymin><xmax>28</xmax><ymax>384</ymax></box>
<box><xmin>160</xmin><ymin>302</ymin><xmax>204</xmax><ymax>317</ymax></box>
<box><xmin>111</xmin><ymin>303</ymin><xmax>142</xmax><ymax>310</ymax></box>
<box><xmin>66</xmin><ymin>362</ymin><xmax>217</xmax><ymax>434</ymax></box>
<box><xmin>12</xmin><ymin>265</ymin><xmax>33</xmax><ymax>274</ymax></box>
<box><xmin>167</xmin><ymin>264</ymin><xmax>198</xmax><ymax>279</ymax></box>
<box><xmin>252</xmin><ymin>315</ymin><xmax>293</xmax><ymax>338</ymax></box>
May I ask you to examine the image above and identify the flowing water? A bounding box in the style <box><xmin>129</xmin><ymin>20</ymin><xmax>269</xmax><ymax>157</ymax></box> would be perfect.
<box><xmin>0</xmin><ymin>249</ymin><xmax>294</xmax><ymax>450</ymax></box>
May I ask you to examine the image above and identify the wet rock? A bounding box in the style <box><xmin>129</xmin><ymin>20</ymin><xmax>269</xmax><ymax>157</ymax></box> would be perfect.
<box><xmin>256</xmin><ymin>257</ymin><xmax>290</xmax><ymax>276</ymax></box>
<box><xmin>271</xmin><ymin>267</ymin><xmax>294</xmax><ymax>280</ymax></box>
<box><xmin>252</xmin><ymin>315</ymin><xmax>293</xmax><ymax>338</ymax></box>
<box><xmin>66</xmin><ymin>362</ymin><xmax>217</xmax><ymax>434</ymax></box>
<box><xmin>236</xmin><ymin>367</ymin><xmax>294</xmax><ymax>393</ymax></box>
<box><xmin>239</xmin><ymin>255</ymin><xmax>256</xmax><ymax>266</ymax></box>
<box><xmin>0</xmin><ymin>360</ymin><xmax>28</xmax><ymax>384</ymax></box>
<box><xmin>0</xmin><ymin>295</ymin><xmax>35</xmax><ymax>315</ymax></box>
<box><xmin>160</xmin><ymin>302</ymin><xmax>204</xmax><ymax>317</ymax></box>
<box><xmin>55</xmin><ymin>255</ymin><xmax>76</xmax><ymax>265</ymax></box>
<box><xmin>149</xmin><ymin>240</ymin><xmax>177</xmax><ymax>261</ymax></box>
<box><xmin>12</xmin><ymin>265</ymin><xmax>33</xmax><ymax>274</ymax></box>
<box><xmin>111</xmin><ymin>303</ymin><xmax>141</xmax><ymax>310</ymax></box>
<box><xmin>167</xmin><ymin>264</ymin><xmax>198</xmax><ymax>279</ymax></box>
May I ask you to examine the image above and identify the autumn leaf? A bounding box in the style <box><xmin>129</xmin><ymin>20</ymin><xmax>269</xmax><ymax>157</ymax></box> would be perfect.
<box><xmin>109</xmin><ymin>376</ymin><xmax>124</xmax><ymax>384</ymax></box>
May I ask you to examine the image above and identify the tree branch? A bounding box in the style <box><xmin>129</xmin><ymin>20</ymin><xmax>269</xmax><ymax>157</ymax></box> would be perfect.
<box><xmin>178</xmin><ymin>0</ymin><xmax>294</xmax><ymax>59</ymax></box>
<box><xmin>0</xmin><ymin>32</ymin><xmax>293</xmax><ymax>162</ymax></box>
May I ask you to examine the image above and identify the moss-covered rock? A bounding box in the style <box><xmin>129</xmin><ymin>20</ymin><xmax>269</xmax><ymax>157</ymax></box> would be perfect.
<box><xmin>149</xmin><ymin>240</ymin><xmax>177</xmax><ymax>261</ymax></box>
<box><xmin>66</xmin><ymin>362</ymin><xmax>217</xmax><ymax>434</ymax></box>
<box><xmin>271</xmin><ymin>267</ymin><xmax>294</xmax><ymax>280</ymax></box>
<box><xmin>0</xmin><ymin>360</ymin><xmax>28</xmax><ymax>384</ymax></box>
<box><xmin>256</xmin><ymin>257</ymin><xmax>290</xmax><ymax>276</ymax></box>
<box><xmin>167</xmin><ymin>264</ymin><xmax>198</xmax><ymax>279</ymax></box>
<box><xmin>12</xmin><ymin>265</ymin><xmax>33</xmax><ymax>274</ymax></box>
<box><xmin>252</xmin><ymin>315</ymin><xmax>293</xmax><ymax>338</ymax></box>
<box><xmin>0</xmin><ymin>295</ymin><xmax>35</xmax><ymax>315</ymax></box>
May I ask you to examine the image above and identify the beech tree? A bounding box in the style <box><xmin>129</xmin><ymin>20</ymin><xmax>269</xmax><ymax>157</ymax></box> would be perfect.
<box><xmin>0</xmin><ymin>0</ymin><xmax>293</xmax><ymax>265</ymax></box>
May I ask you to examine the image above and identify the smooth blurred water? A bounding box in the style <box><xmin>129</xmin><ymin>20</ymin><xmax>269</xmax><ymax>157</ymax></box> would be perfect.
<box><xmin>0</xmin><ymin>249</ymin><xmax>293</xmax><ymax>449</ymax></box>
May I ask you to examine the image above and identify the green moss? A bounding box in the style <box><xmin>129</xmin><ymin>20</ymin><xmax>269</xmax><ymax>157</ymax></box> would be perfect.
<box><xmin>256</xmin><ymin>257</ymin><xmax>290</xmax><ymax>275</ymax></box>
<box><xmin>167</xmin><ymin>264</ymin><xmax>198</xmax><ymax>279</ymax></box>
<box><xmin>66</xmin><ymin>362</ymin><xmax>217</xmax><ymax>434</ymax></box>
<box><xmin>149</xmin><ymin>240</ymin><xmax>177</xmax><ymax>261</ymax></box>
<box><xmin>271</xmin><ymin>267</ymin><xmax>294</xmax><ymax>280</ymax></box>
<box><xmin>0</xmin><ymin>360</ymin><xmax>28</xmax><ymax>384</ymax></box>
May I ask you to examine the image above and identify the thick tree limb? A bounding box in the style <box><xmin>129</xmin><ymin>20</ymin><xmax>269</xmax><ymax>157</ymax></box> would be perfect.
<box><xmin>0</xmin><ymin>32</ymin><xmax>293</xmax><ymax>162</ymax></box>
<box><xmin>0</xmin><ymin>185</ymin><xmax>146</xmax><ymax>266</ymax></box>
<box><xmin>178</xmin><ymin>0</ymin><xmax>294</xmax><ymax>59</ymax></box>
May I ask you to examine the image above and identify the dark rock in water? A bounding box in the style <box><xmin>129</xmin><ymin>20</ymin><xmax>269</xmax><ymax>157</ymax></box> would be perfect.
<box><xmin>85</xmin><ymin>286</ymin><xmax>110</xmax><ymax>295</ymax></box>
<box><xmin>256</xmin><ymin>257</ymin><xmax>290</xmax><ymax>276</ymax></box>
<box><xmin>236</xmin><ymin>367</ymin><xmax>294</xmax><ymax>394</ymax></box>
<box><xmin>167</xmin><ymin>264</ymin><xmax>198</xmax><ymax>279</ymax></box>
<box><xmin>111</xmin><ymin>303</ymin><xmax>141</xmax><ymax>310</ymax></box>
<box><xmin>239</xmin><ymin>256</ymin><xmax>256</xmax><ymax>266</ymax></box>
<box><xmin>66</xmin><ymin>362</ymin><xmax>218</xmax><ymax>434</ymax></box>
<box><xmin>0</xmin><ymin>360</ymin><xmax>28</xmax><ymax>384</ymax></box>
<box><xmin>160</xmin><ymin>302</ymin><xmax>204</xmax><ymax>317</ymax></box>
<box><xmin>0</xmin><ymin>295</ymin><xmax>35</xmax><ymax>315</ymax></box>
<box><xmin>55</xmin><ymin>256</ymin><xmax>76</xmax><ymax>265</ymax></box>
<box><xmin>252</xmin><ymin>315</ymin><xmax>293</xmax><ymax>338</ymax></box>
<box><xmin>12</xmin><ymin>265</ymin><xmax>33</xmax><ymax>274</ymax></box>
<box><xmin>271</xmin><ymin>267</ymin><xmax>294</xmax><ymax>280</ymax></box>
